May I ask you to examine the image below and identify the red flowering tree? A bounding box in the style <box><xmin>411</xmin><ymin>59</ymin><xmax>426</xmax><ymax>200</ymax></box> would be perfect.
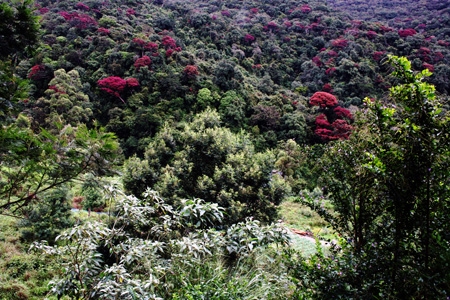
<box><xmin>366</xmin><ymin>31</ymin><xmax>377</xmax><ymax>39</ymax></box>
<box><xmin>161</xmin><ymin>36</ymin><xmax>177</xmax><ymax>49</ymax></box>
<box><xmin>398</xmin><ymin>29</ymin><xmax>417</xmax><ymax>38</ymax></box>
<box><xmin>183</xmin><ymin>65</ymin><xmax>199</xmax><ymax>78</ymax></box>
<box><xmin>310</xmin><ymin>91</ymin><xmax>337</xmax><ymax>108</ymax></box>
<box><xmin>134</xmin><ymin>56</ymin><xmax>151</xmax><ymax>71</ymax></box>
<box><xmin>323</xmin><ymin>83</ymin><xmax>333</xmax><ymax>92</ymax></box>
<box><xmin>267</xmin><ymin>22</ymin><xmax>278</xmax><ymax>30</ymax></box>
<box><xmin>144</xmin><ymin>42</ymin><xmax>158</xmax><ymax>52</ymax></box>
<box><xmin>332</xmin><ymin>39</ymin><xmax>348</xmax><ymax>49</ymax></box>
<box><xmin>310</xmin><ymin>92</ymin><xmax>353</xmax><ymax>141</ymax></box>
<box><xmin>373</xmin><ymin>51</ymin><xmax>386</xmax><ymax>61</ymax></box>
<box><xmin>422</xmin><ymin>63</ymin><xmax>434</xmax><ymax>72</ymax></box>
<box><xmin>244</xmin><ymin>34</ymin><xmax>255</xmax><ymax>43</ymax></box>
<box><xmin>126</xmin><ymin>78</ymin><xmax>139</xmax><ymax>88</ymax></box>
<box><xmin>97</xmin><ymin>77</ymin><xmax>127</xmax><ymax>103</ymax></box>
<box><xmin>75</xmin><ymin>3</ymin><xmax>89</xmax><ymax>11</ymax></box>
<box><xmin>300</xmin><ymin>5</ymin><xmax>311</xmax><ymax>13</ymax></box>
<box><xmin>312</xmin><ymin>56</ymin><xmax>322</xmax><ymax>67</ymax></box>
<box><xmin>28</xmin><ymin>65</ymin><xmax>50</xmax><ymax>81</ymax></box>
<box><xmin>97</xmin><ymin>27</ymin><xmax>110</xmax><ymax>35</ymax></box>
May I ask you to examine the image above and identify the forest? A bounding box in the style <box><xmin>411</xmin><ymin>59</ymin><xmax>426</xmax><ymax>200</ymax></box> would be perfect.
<box><xmin>0</xmin><ymin>0</ymin><xmax>449</xmax><ymax>298</ymax></box>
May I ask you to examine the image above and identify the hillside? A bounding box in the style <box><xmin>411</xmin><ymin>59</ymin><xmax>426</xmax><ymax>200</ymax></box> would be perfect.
<box><xmin>20</xmin><ymin>0</ymin><xmax>450</xmax><ymax>155</ymax></box>
<box><xmin>1</xmin><ymin>0</ymin><xmax>450</xmax><ymax>298</ymax></box>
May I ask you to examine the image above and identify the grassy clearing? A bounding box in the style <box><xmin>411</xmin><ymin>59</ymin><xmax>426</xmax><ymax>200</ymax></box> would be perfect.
<box><xmin>279</xmin><ymin>197</ymin><xmax>336</xmax><ymax>242</ymax></box>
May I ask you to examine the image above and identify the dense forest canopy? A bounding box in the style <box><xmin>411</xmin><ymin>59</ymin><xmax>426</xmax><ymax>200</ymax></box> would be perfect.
<box><xmin>0</xmin><ymin>0</ymin><xmax>449</xmax><ymax>299</ymax></box>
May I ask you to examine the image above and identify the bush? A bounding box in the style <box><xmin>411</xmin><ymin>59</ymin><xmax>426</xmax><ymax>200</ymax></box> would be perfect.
<box><xmin>123</xmin><ymin>109</ymin><xmax>289</xmax><ymax>224</ymax></box>
<box><xmin>19</xmin><ymin>187</ymin><xmax>74</xmax><ymax>244</ymax></box>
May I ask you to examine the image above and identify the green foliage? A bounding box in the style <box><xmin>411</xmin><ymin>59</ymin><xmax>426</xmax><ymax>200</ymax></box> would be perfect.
<box><xmin>123</xmin><ymin>109</ymin><xmax>289</xmax><ymax>224</ymax></box>
<box><xmin>294</xmin><ymin>56</ymin><xmax>450</xmax><ymax>298</ymax></box>
<box><xmin>33</xmin><ymin>69</ymin><xmax>93</xmax><ymax>131</ymax></box>
<box><xmin>0</xmin><ymin>123</ymin><xmax>120</xmax><ymax>216</ymax></box>
<box><xmin>0</xmin><ymin>0</ymin><xmax>40</xmax><ymax>59</ymax></box>
<box><xmin>19</xmin><ymin>186</ymin><xmax>74</xmax><ymax>244</ymax></box>
<box><xmin>31</xmin><ymin>188</ymin><xmax>292</xmax><ymax>299</ymax></box>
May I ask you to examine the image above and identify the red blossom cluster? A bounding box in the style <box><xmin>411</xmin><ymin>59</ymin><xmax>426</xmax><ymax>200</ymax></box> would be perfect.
<box><xmin>126</xmin><ymin>9</ymin><xmax>136</xmax><ymax>15</ymax></box>
<box><xmin>300</xmin><ymin>5</ymin><xmax>311</xmax><ymax>13</ymax></box>
<box><xmin>72</xmin><ymin>14</ymin><xmax>97</xmax><ymax>29</ymax></box>
<box><xmin>58</xmin><ymin>11</ymin><xmax>79</xmax><ymax>21</ymax></box>
<box><xmin>58</xmin><ymin>11</ymin><xmax>97</xmax><ymax>29</ymax></box>
<box><xmin>333</xmin><ymin>106</ymin><xmax>353</xmax><ymax>120</ymax></box>
<box><xmin>423</xmin><ymin>63</ymin><xmax>434</xmax><ymax>72</ymax></box>
<box><xmin>162</xmin><ymin>36</ymin><xmax>177</xmax><ymax>49</ymax></box>
<box><xmin>97</xmin><ymin>27</ymin><xmax>110</xmax><ymax>35</ymax></box>
<box><xmin>323</xmin><ymin>83</ymin><xmax>333</xmax><ymax>92</ymax></box>
<box><xmin>132</xmin><ymin>38</ymin><xmax>146</xmax><ymax>47</ymax></box>
<box><xmin>98</xmin><ymin>77</ymin><xmax>125</xmax><ymax>103</ymax></box>
<box><xmin>375</xmin><ymin>25</ymin><xmax>391</xmax><ymax>33</ymax></box>
<box><xmin>267</xmin><ymin>22</ymin><xmax>278</xmax><ymax>30</ymax></box>
<box><xmin>398</xmin><ymin>29</ymin><xmax>417</xmax><ymax>38</ymax></box>
<box><xmin>367</xmin><ymin>31</ymin><xmax>377</xmax><ymax>39</ymax></box>
<box><xmin>28</xmin><ymin>65</ymin><xmax>46</xmax><ymax>80</ymax></box>
<box><xmin>434</xmin><ymin>52</ymin><xmax>444</xmax><ymax>62</ymax></box>
<box><xmin>284</xmin><ymin>21</ymin><xmax>292</xmax><ymax>27</ymax></box>
<box><xmin>39</xmin><ymin>7</ymin><xmax>49</xmax><ymax>14</ymax></box>
<box><xmin>134</xmin><ymin>56</ymin><xmax>151</xmax><ymax>70</ymax></box>
<box><xmin>310</xmin><ymin>92</ymin><xmax>337</xmax><ymax>108</ymax></box>
<box><xmin>328</xmin><ymin>50</ymin><xmax>338</xmax><ymax>57</ymax></box>
<box><xmin>326</xmin><ymin>67</ymin><xmax>336</xmax><ymax>76</ymax></box>
<box><xmin>166</xmin><ymin>49</ymin><xmax>174</xmax><ymax>57</ymax></box>
<box><xmin>75</xmin><ymin>3</ymin><xmax>90</xmax><ymax>11</ymax></box>
<box><xmin>48</xmin><ymin>85</ymin><xmax>67</xmax><ymax>94</ymax></box>
<box><xmin>315</xmin><ymin>114</ymin><xmax>330</xmax><ymax>127</ymax></box>
<box><xmin>328</xmin><ymin>119</ymin><xmax>353</xmax><ymax>139</ymax></box>
<box><xmin>221</xmin><ymin>11</ymin><xmax>230</xmax><ymax>17</ymax></box>
<box><xmin>244</xmin><ymin>34</ymin><xmax>255</xmax><ymax>42</ymax></box>
<box><xmin>126</xmin><ymin>78</ymin><xmax>139</xmax><ymax>88</ymax></box>
<box><xmin>252</xmin><ymin>64</ymin><xmax>262</xmax><ymax>69</ymax></box>
<box><xmin>332</xmin><ymin>39</ymin><xmax>348</xmax><ymax>49</ymax></box>
<box><xmin>250</xmin><ymin>8</ymin><xmax>258</xmax><ymax>14</ymax></box>
<box><xmin>145</xmin><ymin>42</ymin><xmax>158</xmax><ymax>51</ymax></box>
<box><xmin>312</xmin><ymin>56</ymin><xmax>322</xmax><ymax>67</ymax></box>
<box><xmin>373</xmin><ymin>51</ymin><xmax>386</xmax><ymax>61</ymax></box>
<box><xmin>97</xmin><ymin>77</ymin><xmax>139</xmax><ymax>103</ymax></box>
<box><xmin>183</xmin><ymin>65</ymin><xmax>199</xmax><ymax>78</ymax></box>
<box><xmin>418</xmin><ymin>47</ymin><xmax>431</xmax><ymax>55</ymax></box>
<box><xmin>310</xmin><ymin>92</ymin><xmax>353</xmax><ymax>141</ymax></box>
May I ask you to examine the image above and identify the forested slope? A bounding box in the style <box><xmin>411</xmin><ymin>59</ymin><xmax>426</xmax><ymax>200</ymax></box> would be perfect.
<box><xmin>21</xmin><ymin>0</ymin><xmax>450</xmax><ymax>155</ymax></box>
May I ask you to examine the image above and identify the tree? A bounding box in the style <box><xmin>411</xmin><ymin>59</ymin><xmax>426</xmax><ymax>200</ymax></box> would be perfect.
<box><xmin>0</xmin><ymin>0</ymin><xmax>121</xmax><ymax>217</ymax></box>
<box><xmin>97</xmin><ymin>76</ymin><xmax>139</xmax><ymax>103</ymax></box>
<box><xmin>32</xmin><ymin>69</ymin><xmax>93</xmax><ymax>131</ymax></box>
<box><xmin>0</xmin><ymin>123</ymin><xmax>120</xmax><ymax>216</ymax></box>
<box><xmin>123</xmin><ymin>109</ymin><xmax>289</xmax><ymax>224</ymax></box>
<box><xmin>0</xmin><ymin>0</ymin><xmax>40</xmax><ymax>59</ymax></box>
<box><xmin>296</xmin><ymin>56</ymin><xmax>450</xmax><ymax>298</ymax></box>
<box><xmin>309</xmin><ymin>92</ymin><xmax>353</xmax><ymax>141</ymax></box>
